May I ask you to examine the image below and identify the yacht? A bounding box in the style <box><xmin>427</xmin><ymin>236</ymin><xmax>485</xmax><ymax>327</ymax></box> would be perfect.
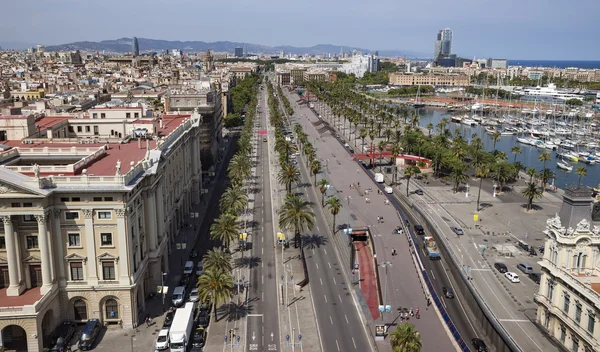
<box><xmin>580</xmin><ymin>156</ymin><xmax>596</xmax><ymax>165</ymax></box>
<box><xmin>517</xmin><ymin>137</ymin><xmax>537</xmax><ymax>146</ymax></box>
<box><xmin>450</xmin><ymin>115</ymin><xmax>464</xmax><ymax>123</ymax></box>
<box><xmin>513</xmin><ymin>83</ymin><xmax>585</xmax><ymax>102</ymax></box>
<box><xmin>557</xmin><ymin>159</ymin><xmax>573</xmax><ymax>171</ymax></box>
<box><xmin>558</xmin><ymin>151</ymin><xmax>579</xmax><ymax>163</ymax></box>
<box><xmin>461</xmin><ymin>118</ymin><xmax>478</xmax><ymax>126</ymax></box>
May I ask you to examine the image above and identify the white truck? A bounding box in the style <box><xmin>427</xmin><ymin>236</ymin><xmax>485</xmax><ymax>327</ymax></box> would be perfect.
<box><xmin>169</xmin><ymin>302</ymin><xmax>195</xmax><ymax>352</ymax></box>
<box><xmin>374</xmin><ymin>173</ymin><xmax>384</xmax><ymax>183</ymax></box>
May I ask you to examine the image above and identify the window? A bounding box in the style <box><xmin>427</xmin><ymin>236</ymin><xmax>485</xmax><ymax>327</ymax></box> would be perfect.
<box><xmin>65</xmin><ymin>212</ymin><xmax>79</xmax><ymax>220</ymax></box>
<box><xmin>11</xmin><ymin>202</ymin><xmax>20</xmax><ymax>207</ymax></box>
<box><xmin>70</xmin><ymin>262</ymin><xmax>84</xmax><ymax>281</ymax></box>
<box><xmin>575</xmin><ymin>303</ymin><xmax>582</xmax><ymax>324</ymax></box>
<box><xmin>560</xmin><ymin>325</ymin><xmax>566</xmax><ymax>343</ymax></box>
<box><xmin>85</xmin><ymin>126</ymin><xmax>90</xmax><ymax>132</ymax></box>
<box><xmin>105</xmin><ymin>298</ymin><xmax>118</xmax><ymax>319</ymax></box>
<box><xmin>61</xmin><ymin>197</ymin><xmax>69</xmax><ymax>202</ymax></box>
<box><xmin>134</xmin><ymin>112</ymin><xmax>139</xmax><ymax>118</ymax></box>
<box><xmin>71</xmin><ymin>197</ymin><xmax>80</xmax><ymax>202</ymax></box>
<box><xmin>98</xmin><ymin>211</ymin><xmax>112</xmax><ymax>219</ymax></box>
<box><xmin>77</xmin><ymin>126</ymin><xmax>82</xmax><ymax>132</ymax></box>
<box><xmin>0</xmin><ymin>236</ymin><xmax>5</xmax><ymax>249</ymax></box>
<box><xmin>101</xmin><ymin>113</ymin><xmax>106</xmax><ymax>118</ymax></box>
<box><xmin>100</xmin><ymin>233</ymin><xmax>113</xmax><ymax>246</ymax></box>
<box><xmin>68</xmin><ymin>233</ymin><xmax>81</xmax><ymax>247</ymax></box>
<box><xmin>93</xmin><ymin>126</ymin><xmax>98</xmax><ymax>135</ymax></box>
<box><xmin>588</xmin><ymin>311</ymin><xmax>595</xmax><ymax>334</ymax></box>
<box><xmin>93</xmin><ymin>197</ymin><xmax>102</xmax><ymax>201</ymax></box>
<box><xmin>26</xmin><ymin>236</ymin><xmax>39</xmax><ymax>249</ymax></box>
<box><xmin>126</xmin><ymin>113</ymin><xmax>131</xmax><ymax>118</ymax></box>
<box><xmin>92</xmin><ymin>113</ymin><xmax>98</xmax><ymax>119</ymax></box>
<box><xmin>73</xmin><ymin>299</ymin><xmax>87</xmax><ymax>320</ymax></box>
<box><xmin>564</xmin><ymin>294</ymin><xmax>570</xmax><ymax>314</ymax></box>
<box><xmin>23</xmin><ymin>202</ymin><xmax>32</xmax><ymax>207</ymax></box>
<box><xmin>102</xmin><ymin>262</ymin><xmax>115</xmax><ymax>280</ymax></box>
<box><xmin>22</xmin><ymin>214</ymin><xmax>35</xmax><ymax>222</ymax></box>
<box><xmin>104</xmin><ymin>197</ymin><xmax>113</xmax><ymax>201</ymax></box>
<box><xmin>572</xmin><ymin>338</ymin><xmax>579</xmax><ymax>352</ymax></box>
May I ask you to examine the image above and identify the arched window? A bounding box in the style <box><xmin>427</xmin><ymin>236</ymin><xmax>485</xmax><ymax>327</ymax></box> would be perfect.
<box><xmin>105</xmin><ymin>299</ymin><xmax>119</xmax><ymax>319</ymax></box>
<box><xmin>73</xmin><ymin>299</ymin><xmax>87</xmax><ymax>320</ymax></box>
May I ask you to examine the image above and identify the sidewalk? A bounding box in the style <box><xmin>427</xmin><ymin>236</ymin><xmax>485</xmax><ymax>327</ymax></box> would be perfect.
<box><xmin>288</xmin><ymin>91</ymin><xmax>457</xmax><ymax>352</ymax></box>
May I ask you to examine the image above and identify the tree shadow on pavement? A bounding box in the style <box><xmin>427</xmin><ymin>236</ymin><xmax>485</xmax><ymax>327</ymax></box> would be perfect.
<box><xmin>223</xmin><ymin>301</ymin><xmax>252</xmax><ymax>322</ymax></box>
<box><xmin>520</xmin><ymin>203</ymin><xmax>543</xmax><ymax>211</ymax></box>
<box><xmin>301</xmin><ymin>234</ymin><xmax>328</xmax><ymax>249</ymax></box>
<box><xmin>234</xmin><ymin>256</ymin><xmax>262</xmax><ymax>269</ymax></box>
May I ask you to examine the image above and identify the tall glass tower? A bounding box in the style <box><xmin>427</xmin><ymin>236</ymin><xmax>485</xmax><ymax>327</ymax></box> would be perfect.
<box><xmin>434</xmin><ymin>28</ymin><xmax>452</xmax><ymax>61</ymax></box>
<box><xmin>132</xmin><ymin>37</ymin><xmax>139</xmax><ymax>56</ymax></box>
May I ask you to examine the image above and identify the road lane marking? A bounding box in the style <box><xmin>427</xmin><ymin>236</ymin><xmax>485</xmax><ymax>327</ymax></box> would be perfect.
<box><xmin>262</xmin><ymin>292</ymin><xmax>264</xmax><ymax>301</ymax></box>
<box><xmin>312</xmin><ymin>249</ymin><xmax>315</xmax><ymax>255</ymax></box>
<box><xmin>330</xmin><ymin>316</ymin><xmax>334</xmax><ymax>324</ymax></box>
<box><xmin>430</xmin><ymin>270</ymin><xmax>436</xmax><ymax>280</ymax></box>
<box><xmin>320</xmin><ymin>278</ymin><xmax>323</xmax><ymax>285</ymax></box>
<box><xmin>324</xmin><ymin>248</ymin><xmax>327</xmax><ymax>255</ymax></box>
<box><xmin>316</xmin><ymin>263</ymin><xmax>319</xmax><ymax>269</ymax></box>
<box><xmin>316</xmin><ymin>225</ymin><xmax>320</xmax><ymax>231</ymax></box>
<box><xmin>336</xmin><ymin>340</ymin><xmax>340</xmax><ymax>351</ymax></box>
<box><xmin>324</xmin><ymin>295</ymin><xmax>328</xmax><ymax>303</ymax></box>
<box><xmin>338</xmin><ymin>295</ymin><xmax>342</xmax><ymax>302</ymax></box>
<box><xmin>352</xmin><ymin>337</ymin><xmax>357</xmax><ymax>349</ymax></box>
<box><xmin>345</xmin><ymin>314</ymin><xmax>349</xmax><ymax>324</ymax></box>
<box><xmin>333</xmin><ymin>277</ymin><xmax>336</xmax><ymax>285</ymax></box>
<box><xmin>262</xmin><ymin>248</ymin><xmax>264</xmax><ymax>255</ymax></box>
<box><xmin>262</xmin><ymin>275</ymin><xmax>264</xmax><ymax>285</ymax></box>
<box><xmin>328</xmin><ymin>262</ymin><xmax>332</xmax><ymax>269</ymax></box>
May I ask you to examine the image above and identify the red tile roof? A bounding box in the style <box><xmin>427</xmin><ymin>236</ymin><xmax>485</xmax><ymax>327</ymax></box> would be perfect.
<box><xmin>84</xmin><ymin>142</ymin><xmax>149</xmax><ymax>176</ymax></box>
<box><xmin>0</xmin><ymin>287</ymin><xmax>42</xmax><ymax>308</ymax></box>
<box><xmin>35</xmin><ymin>116</ymin><xmax>69</xmax><ymax>129</ymax></box>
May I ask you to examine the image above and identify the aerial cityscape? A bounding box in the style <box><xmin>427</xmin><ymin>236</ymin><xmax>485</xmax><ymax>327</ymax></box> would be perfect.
<box><xmin>1</xmin><ymin>2</ymin><xmax>600</xmax><ymax>352</ymax></box>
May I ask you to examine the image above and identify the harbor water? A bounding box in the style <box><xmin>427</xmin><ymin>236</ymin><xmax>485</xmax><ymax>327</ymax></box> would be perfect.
<box><xmin>415</xmin><ymin>108</ymin><xmax>600</xmax><ymax>190</ymax></box>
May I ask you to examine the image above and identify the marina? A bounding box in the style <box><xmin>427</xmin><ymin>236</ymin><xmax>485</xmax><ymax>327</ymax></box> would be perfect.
<box><xmin>413</xmin><ymin>107</ymin><xmax>600</xmax><ymax>190</ymax></box>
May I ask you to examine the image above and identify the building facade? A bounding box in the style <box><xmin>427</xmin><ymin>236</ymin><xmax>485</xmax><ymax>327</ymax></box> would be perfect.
<box><xmin>536</xmin><ymin>187</ymin><xmax>600</xmax><ymax>352</ymax></box>
<box><xmin>0</xmin><ymin>111</ymin><xmax>204</xmax><ymax>351</ymax></box>
<box><xmin>234</xmin><ymin>47</ymin><xmax>243</xmax><ymax>58</ymax></box>
<box><xmin>132</xmin><ymin>37</ymin><xmax>139</xmax><ymax>57</ymax></box>
<box><xmin>389</xmin><ymin>72</ymin><xmax>469</xmax><ymax>87</ymax></box>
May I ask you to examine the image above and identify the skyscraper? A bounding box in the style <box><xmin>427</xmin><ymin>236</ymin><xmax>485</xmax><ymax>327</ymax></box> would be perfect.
<box><xmin>434</xmin><ymin>28</ymin><xmax>452</xmax><ymax>61</ymax></box>
<box><xmin>234</xmin><ymin>47</ymin><xmax>244</xmax><ymax>57</ymax></box>
<box><xmin>132</xmin><ymin>37</ymin><xmax>139</xmax><ymax>56</ymax></box>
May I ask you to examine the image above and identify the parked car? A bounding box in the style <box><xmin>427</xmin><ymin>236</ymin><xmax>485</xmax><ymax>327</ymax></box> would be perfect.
<box><xmin>529</xmin><ymin>272</ymin><xmax>542</xmax><ymax>284</ymax></box>
<box><xmin>196</xmin><ymin>261</ymin><xmax>204</xmax><ymax>276</ymax></box>
<box><xmin>197</xmin><ymin>311</ymin><xmax>210</xmax><ymax>328</ymax></box>
<box><xmin>505</xmin><ymin>272</ymin><xmax>520</xmax><ymax>283</ymax></box>
<box><xmin>78</xmin><ymin>319</ymin><xmax>102</xmax><ymax>351</ymax></box>
<box><xmin>415</xmin><ymin>189</ymin><xmax>424</xmax><ymax>195</ymax></box>
<box><xmin>494</xmin><ymin>263</ymin><xmax>508</xmax><ymax>273</ymax></box>
<box><xmin>394</xmin><ymin>226</ymin><xmax>403</xmax><ymax>234</ymax></box>
<box><xmin>155</xmin><ymin>328</ymin><xmax>170</xmax><ymax>350</ymax></box>
<box><xmin>162</xmin><ymin>311</ymin><xmax>175</xmax><ymax>329</ymax></box>
<box><xmin>179</xmin><ymin>275</ymin><xmax>190</xmax><ymax>287</ymax></box>
<box><xmin>189</xmin><ymin>249</ymin><xmax>198</xmax><ymax>259</ymax></box>
<box><xmin>442</xmin><ymin>287</ymin><xmax>454</xmax><ymax>299</ymax></box>
<box><xmin>517</xmin><ymin>263</ymin><xmax>533</xmax><ymax>274</ymax></box>
<box><xmin>172</xmin><ymin>286</ymin><xmax>186</xmax><ymax>307</ymax></box>
<box><xmin>263</xmin><ymin>138</ymin><xmax>267</xmax><ymax>142</ymax></box>
<box><xmin>451</xmin><ymin>226</ymin><xmax>464</xmax><ymax>235</ymax></box>
<box><xmin>189</xmin><ymin>288</ymin><xmax>200</xmax><ymax>302</ymax></box>
<box><xmin>471</xmin><ymin>338</ymin><xmax>488</xmax><ymax>352</ymax></box>
<box><xmin>183</xmin><ymin>261</ymin><xmax>194</xmax><ymax>275</ymax></box>
<box><xmin>191</xmin><ymin>329</ymin><xmax>206</xmax><ymax>349</ymax></box>
<box><xmin>49</xmin><ymin>321</ymin><xmax>76</xmax><ymax>352</ymax></box>
<box><xmin>517</xmin><ymin>240</ymin><xmax>530</xmax><ymax>252</ymax></box>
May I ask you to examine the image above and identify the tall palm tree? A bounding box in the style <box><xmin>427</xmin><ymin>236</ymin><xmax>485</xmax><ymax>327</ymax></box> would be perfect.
<box><xmin>450</xmin><ymin>163</ymin><xmax>469</xmax><ymax>193</ymax></box>
<box><xmin>210</xmin><ymin>213</ymin><xmax>238</xmax><ymax>248</ymax></box>
<box><xmin>511</xmin><ymin>145</ymin><xmax>522</xmax><ymax>163</ymax></box>
<box><xmin>278</xmin><ymin>164</ymin><xmax>301</xmax><ymax>194</ymax></box>
<box><xmin>426</xmin><ymin>122</ymin><xmax>434</xmax><ymax>136</ymax></box>
<box><xmin>317</xmin><ymin>179</ymin><xmax>329</xmax><ymax>207</ymax></box>
<box><xmin>197</xmin><ymin>268</ymin><xmax>234</xmax><ymax>322</ymax></box>
<box><xmin>279</xmin><ymin>195</ymin><xmax>315</xmax><ymax>248</ymax></box>
<box><xmin>491</xmin><ymin>131</ymin><xmax>501</xmax><ymax>150</ymax></box>
<box><xmin>475</xmin><ymin>164</ymin><xmax>490</xmax><ymax>212</ymax></box>
<box><xmin>526</xmin><ymin>167</ymin><xmax>537</xmax><ymax>183</ymax></box>
<box><xmin>404</xmin><ymin>165</ymin><xmax>421</xmax><ymax>197</ymax></box>
<box><xmin>575</xmin><ymin>165</ymin><xmax>587</xmax><ymax>186</ymax></box>
<box><xmin>538</xmin><ymin>152</ymin><xmax>551</xmax><ymax>191</ymax></box>
<box><xmin>326</xmin><ymin>197</ymin><xmax>342</xmax><ymax>234</ymax></box>
<box><xmin>310</xmin><ymin>159</ymin><xmax>321</xmax><ymax>186</ymax></box>
<box><xmin>219</xmin><ymin>186</ymin><xmax>248</xmax><ymax>215</ymax></box>
<box><xmin>377</xmin><ymin>140</ymin><xmax>387</xmax><ymax>172</ymax></box>
<box><xmin>390</xmin><ymin>143</ymin><xmax>402</xmax><ymax>185</ymax></box>
<box><xmin>202</xmin><ymin>248</ymin><xmax>232</xmax><ymax>274</ymax></box>
<box><xmin>359</xmin><ymin>128</ymin><xmax>368</xmax><ymax>152</ymax></box>
<box><xmin>228</xmin><ymin>154</ymin><xmax>251</xmax><ymax>186</ymax></box>
<box><xmin>390</xmin><ymin>322</ymin><xmax>422</xmax><ymax>352</ymax></box>
<box><xmin>521</xmin><ymin>182</ymin><xmax>543</xmax><ymax>211</ymax></box>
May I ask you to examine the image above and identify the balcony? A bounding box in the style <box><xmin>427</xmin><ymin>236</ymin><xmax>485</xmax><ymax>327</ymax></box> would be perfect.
<box><xmin>540</xmin><ymin>259</ymin><xmax>600</xmax><ymax>303</ymax></box>
<box><xmin>0</xmin><ymin>287</ymin><xmax>43</xmax><ymax>315</ymax></box>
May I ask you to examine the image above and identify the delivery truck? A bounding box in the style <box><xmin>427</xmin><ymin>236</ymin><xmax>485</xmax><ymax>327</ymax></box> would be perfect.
<box><xmin>169</xmin><ymin>302</ymin><xmax>195</xmax><ymax>352</ymax></box>
<box><xmin>423</xmin><ymin>236</ymin><xmax>441</xmax><ymax>260</ymax></box>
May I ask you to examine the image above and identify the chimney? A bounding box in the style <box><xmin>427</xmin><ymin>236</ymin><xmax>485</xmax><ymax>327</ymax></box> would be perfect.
<box><xmin>559</xmin><ymin>186</ymin><xmax>593</xmax><ymax>229</ymax></box>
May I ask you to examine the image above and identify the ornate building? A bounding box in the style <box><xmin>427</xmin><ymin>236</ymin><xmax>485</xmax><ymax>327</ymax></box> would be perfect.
<box><xmin>536</xmin><ymin>186</ymin><xmax>600</xmax><ymax>352</ymax></box>
<box><xmin>0</xmin><ymin>110</ymin><xmax>204</xmax><ymax>351</ymax></box>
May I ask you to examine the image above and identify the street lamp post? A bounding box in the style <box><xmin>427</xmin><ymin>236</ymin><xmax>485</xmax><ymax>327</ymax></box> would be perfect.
<box><xmin>381</xmin><ymin>262</ymin><xmax>392</xmax><ymax>325</ymax></box>
<box><xmin>161</xmin><ymin>272</ymin><xmax>167</xmax><ymax>311</ymax></box>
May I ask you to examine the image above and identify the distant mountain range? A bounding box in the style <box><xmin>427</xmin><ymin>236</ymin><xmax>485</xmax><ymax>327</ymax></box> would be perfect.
<box><xmin>40</xmin><ymin>37</ymin><xmax>426</xmax><ymax>58</ymax></box>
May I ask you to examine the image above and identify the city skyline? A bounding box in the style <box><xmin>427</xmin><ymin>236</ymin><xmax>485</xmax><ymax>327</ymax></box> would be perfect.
<box><xmin>0</xmin><ymin>0</ymin><xmax>599</xmax><ymax>60</ymax></box>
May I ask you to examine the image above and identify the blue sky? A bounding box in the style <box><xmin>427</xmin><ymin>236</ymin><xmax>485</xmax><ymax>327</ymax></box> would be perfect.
<box><xmin>1</xmin><ymin>0</ymin><xmax>598</xmax><ymax>60</ymax></box>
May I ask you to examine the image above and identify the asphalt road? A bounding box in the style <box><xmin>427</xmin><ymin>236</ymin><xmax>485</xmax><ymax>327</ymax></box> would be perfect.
<box><xmin>245</xmin><ymin>84</ymin><xmax>281</xmax><ymax>352</ymax></box>
<box><xmin>274</xmin><ymin>83</ymin><xmax>373</xmax><ymax>352</ymax></box>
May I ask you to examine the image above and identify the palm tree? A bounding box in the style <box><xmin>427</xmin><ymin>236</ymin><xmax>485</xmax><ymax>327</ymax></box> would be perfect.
<box><xmin>475</xmin><ymin>164</ymin><xmax>490</xmax><ymax>212</ymax></box>
<box><xmin>390</xmin><ymin>143</ymin><xmax>402</xmax><ymax>185</ymax></box>
<box><xmin>426</xmin><ymin>122</ymin><xmax>434</xmax><ymax>137</ymax></box>
<box><xmin>279</xmin><ymin>195</ymin><xmax>315</xmax><ymax>248</ymax></box>
<box><xmin>310</xmin><ymin>159</ymin><xmax>321</xmax><ymax>185</ymax></box>
<box><xmin>526</xmin><ymin>167</ymin><xmax>537</xmax><ymax>183</ymax></box>
<box><xmin>359</xmin><ymin>128</ymin><xmax>368</xmax><ymax>152</ymax></box>
<box><xmin>278</xmin><ymin>164</ymin><xmax>301</xmax><ymax>194</ymax></box>
<box><xmin>317</xmin><ymin>179</ymin><xmax>329</xmax><ymax>207</ymax></box>
<box><xmin>491</xmin><ymin>131</ymin><xmax>501</xmax><ymax>150</ymax></box>
<box><xmin>202</xmin><ymin>248</ymin><xmax>232</xmax><ymax>274</ymax></box>
<box><xmin>521</xmin><ymin>182</ymin><xmax>543</xmax><ymax>211</ymax></box>
<box><xmin>390</xmin><ymin>322</ymin><xmax>422</xmax><ymax>352</ymax></box>
<box><xmin>219</xmin><ymin>186</ymin><xmax>248</xmax><ymax>215</ymax></box>
<box><xmin>511</xmin><ymin>145</ymin><xmax>522</xmax><ymax>163</ymax></box>
<box><xmin>228</xmin><ymin>154</ymin><xmax>251</xmax><ymax>186</ymax></box>
<box><xmin>404</xmin><ymin>165</ymin><xmax>421</xmax><ymax>197</ymax></box>
<box><xmin>538</xmin><ymin>152</ymin><xmax>551</xmax><ymax>191</ymax></box>
<box><xmin>575</xmin><ymin>165</ymin><xmax>587</xmax><ymax>186</ymax></box>
<box><xmin>197</xmin><ymin>268</ymin><xmax>234</xmax><ymax>322</ymax></box>
<box><xmin>326</xmin><ymin>197</ymin><xmax>342</xmax><ymax>234</ymax></box>
<box><xmin>450</xmin><ymin>163</ymin><xmax>469</xmax><ymax>193</ymax></box>
<box><xmin>210</xmin><ymin>213</ymin><xmax>238</xmax><ymax>248</ymax></box>
<box><xmin>378</xmin><ymin>140</ymin><xmax>387</xmax><ymax>172</ymax></box>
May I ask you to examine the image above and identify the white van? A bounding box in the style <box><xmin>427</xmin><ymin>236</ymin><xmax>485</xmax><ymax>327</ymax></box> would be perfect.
<box><xmin>156</xmin><ymin>328</ymin><xmax>170</xmax><ymax>350</ymax></box>
<box><xmin>183</xmin><ymin>261</ymin><xmax>194</xmax><ymax>275</ymax></box>
<box><xmin>172</xmin><ymin>286</ymin><xmax>186</xmax><ymax>307</ymax></box>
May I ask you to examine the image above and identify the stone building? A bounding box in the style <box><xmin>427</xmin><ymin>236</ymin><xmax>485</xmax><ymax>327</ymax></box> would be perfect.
<box><xmin>388</xmin><ymin>72</ymin><xmax>470</xmax><ymax>87</ymax></box>
<box><xmin>536</xmin><ymin>186</ymin><xmax>600</xmax><ymax>352</ymax></box>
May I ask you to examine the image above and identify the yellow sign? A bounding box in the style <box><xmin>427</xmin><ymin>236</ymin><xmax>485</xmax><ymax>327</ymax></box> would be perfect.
<box><xmin>474</xmin><ymin>214</ymin><xmax>479</xmax><ymax>222</ymax></box>
<box><xmin>277</xmin><ymin>233</ymin><xmax>286</xmax><ymax>240</ymax></box>
<box><xmin>239</xmin><ymin>233</ymin><xmax>247</xmax><ymax>241</ymax></box>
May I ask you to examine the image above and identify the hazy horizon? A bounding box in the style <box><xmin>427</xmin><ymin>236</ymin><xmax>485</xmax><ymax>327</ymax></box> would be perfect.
<box><xmin>1</xmin><ymin>0</ymin><xmax>598</xmax><ymax>60</ymax></box>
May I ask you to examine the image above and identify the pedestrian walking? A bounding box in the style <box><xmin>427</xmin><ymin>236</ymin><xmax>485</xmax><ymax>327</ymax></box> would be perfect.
<box><xmin>356</xmin><ymin>168</ymin><xmax>359</xmax><ymax>173</ymax></box>
<box><xmin>377</xmin><ymin>216</ymin><xmax>380</xmax><ymax>223</ymax></box>
<box><xmin>357</xmin><ymin>182</ymin><xmax>360</xmax><ymax>187</ymax></box>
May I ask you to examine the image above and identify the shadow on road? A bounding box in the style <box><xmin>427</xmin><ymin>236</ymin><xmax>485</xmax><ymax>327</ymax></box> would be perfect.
<box><xmin>301</xmin><ymin>234</ymin><xmax>328</xmax><ymax>249</ymax></box>
<box><xmin>235</xmin><ymin>256</ymin><xmax>262</xmax><ymax>269</ymax></box>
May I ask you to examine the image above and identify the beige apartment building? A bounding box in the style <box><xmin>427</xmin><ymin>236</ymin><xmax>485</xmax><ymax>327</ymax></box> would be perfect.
<box><xmin>536</xmin><ymin>186</ymin><xmax>600</xmax><ymax>352</ymax></box>
<box><xmin>389</xmin><ymin>72</ymin><xmax>470</xmax><ymax>87</ymax></box>
<box><xmin>0</xmin><ymin>110</ymin><xmax>204</xmax><ymax>351</ymax></box>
